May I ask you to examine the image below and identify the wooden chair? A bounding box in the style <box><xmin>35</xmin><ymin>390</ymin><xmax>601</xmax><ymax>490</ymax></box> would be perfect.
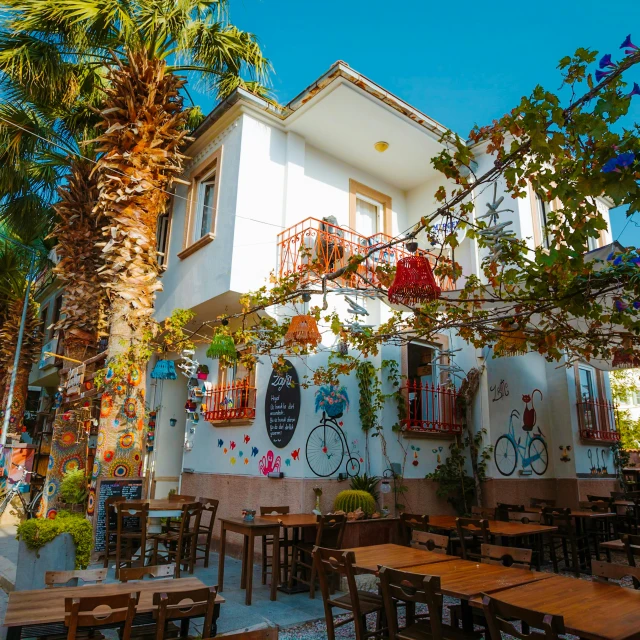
<box><xmin>195</xmin><ymin>497</ymin><xmax>219</xmax><ymax>568</ymax></box>
<box><xmin>163</xmin><ymin>494</ymin><xmax>197</xmax><ymax>534</ymax></box>
<box><xmin>289</xmin><ymin>514</ymin><xmax>346</xmax><ymax>599</ymax></box>
<box><xmin>529</xmin><ymin>497</ymin><xmax>555</xmax><ymax>509</ymax></box>
<box><xmin>496</xmin><ymin>502</ymin><xmax>525</xmax><ymax>522</ymax></box>
<box><xmin>592</xmin><ymin>559</ymin><xmax>640</xmax><ymax>589</ymax></box>
<box><xmin>542</xmin><ymin>507</ymin><xmax>589</xmax><ymax>576</ymax></box>
<box><xmin>114</xmin><ymin>501</ymin><xmax>151</xmax><ymax>579</ymax></box>
<box><xmin>65</xmin><ymin>592</ymin><xmax>139</xmax><ymax>640</ymax></box>
<box><xmin>152</xmin><ymin>502</ymin><xmax>202</xmax><ymax>578</ymax></box>
<box><xmin>587</xmin><ymin>494</ymin><xmax>612</xmax><ymax>503</ymax></box>
<box><xmin>410</xmin><ymin>530</ymin><xmax>449</xmax><ymax>554</ymax></box>
<box><xmin>481</xmin><ymin>543</ymin><xmax>532</xmax><ymax>569</ymax></box>
<box><xmin>119</xmin><ymin>564</ymin><xmax>176</xmax><ymax>582</ymax></box>
<box><xmin>103</xmin><ymin>495</ymin><xmax>126</xmax><ymax>568</ymax></box>
<box><xmin>45</xmin><ymin>569</ymin><xmax>107</xmax><ymax>588</ymax></box>
<box><xmin>380</xmin><ymin>567</ymin><xmax>479</xmax><ymax>640</ymax></box>
<box><xmin>399</xmin><ymin>512</ymin><xmax>429</xmax><ymax>546</ymax></box>
<box><xmin>260</xmin><ymin>505</ymin><xmax>290</xmax><ymax>586</ymax></box>
<box><xmin>313</xmin><ymin>547</ymin><xmax>385</xmax><ymax>640</ymax></box>
<box><xmin>482</xmin><ymin>595</ymin><xmax>565</xmax><ymax>640</ymax></box>
<box><xmin>508</xmin><ymin>511</ymin><xmax>541</xmax><ymax>524</ymax></box>
<box><xmin>624</xmin><ymin>533</ymin><xmax>640</xmax><ymax>566</ymax></box>
<box><xmin>507</xmin><ymin>510</ymin><xmax>544</xmax><ymax>568</ymax></box>
<box><xmin>455</xmin><ymin>517</ymin><xmax>490</xmax><ymax>560</ymax></box>
<box><xmin>471</xmin><ymin>506</ymin><xmax>496</xmax><ymax>519</ymax></box>
<box><xmin>153</xmin><ymin>586</ymin><xmax>218</xmax><ymax>640</ymax></box>
<box><xmin>168</xmin><ymin>494</ymin><xmax>196</xmax><ymax>501</ymax></box>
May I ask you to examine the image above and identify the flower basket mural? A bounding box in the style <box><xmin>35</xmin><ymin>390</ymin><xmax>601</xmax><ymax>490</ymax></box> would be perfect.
<box><xmin>315</xmin><ymin>384</ymin><xmax>349</xmax><ymax>418</ymax></box>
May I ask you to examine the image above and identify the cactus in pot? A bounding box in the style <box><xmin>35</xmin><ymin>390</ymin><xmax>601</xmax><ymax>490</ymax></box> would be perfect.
<box><xmin>334</xmin><ymin>490</ymin><xmax>376</xmax><ymax>517</ymax></box>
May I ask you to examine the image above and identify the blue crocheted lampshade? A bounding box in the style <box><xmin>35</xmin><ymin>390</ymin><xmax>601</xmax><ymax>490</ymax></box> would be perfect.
<box><xmin>151</xmin><ymin>359</ymin><xmax>177</xmax><ymax>380</ymax></box>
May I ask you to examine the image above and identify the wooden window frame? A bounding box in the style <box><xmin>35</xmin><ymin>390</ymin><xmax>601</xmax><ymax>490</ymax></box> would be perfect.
<box><xmin>39</xmin><ymin>304</ymin><xmax>50</xmax><ymax>345</ymax></box>
<box><xmin>349</xmin><ymin>179</ymin><xmax>392</xmax><ymax>237</ymax></box>
<box><xmin>178</xmin><ymin>146</ymin><xmax>223</xmax><ymax>260</ymax></box>
<box><xmin>156</xmin><ymin>210</ymin><xmax>172</xmax><ymax>271</ymax></box>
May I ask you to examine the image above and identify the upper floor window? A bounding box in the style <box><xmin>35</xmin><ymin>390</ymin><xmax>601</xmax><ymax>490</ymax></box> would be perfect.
<box><xmin>156</xmin><ymin>211</ymin><xmax>171</xmax><ymax>269</ymax></box>
<box><xmin>349</xmin><ymin>179</ymin><xmax>392</xmax><ymax>239</ymax></box>
<box><xmin>534</xmin><ymin>193</ymin><xmax>552</xmax><ymax>249</ymax></box>
<box><xmin>194</xmin><ymin>169</ymin><xmax>217</xmax><ymax>243</ymax></box>
<box><xmin>578</xmin><ymin>367</ymin><xmax>597</xmax><ymax>402</ymax></box>
<box><xmin>355</xmin><ymin>195</ymin><xmax>382</xmax><ymax>237</ymax></box>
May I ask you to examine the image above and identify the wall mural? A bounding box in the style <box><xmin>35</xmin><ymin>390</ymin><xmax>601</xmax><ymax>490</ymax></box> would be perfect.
<box><xmin>494</xmin><ymin>389</ymin><xmax>549</xmax><ymax>476</ymax></box>
<box><xmin>259</xmin><ymin>450</ymin><xmax>282</xmax><ymax>475</ymax></box>
<box><xmin>559</xmin><ymin>445</ymin><xmax>572</xmax><ymax>462</ymax></box>
<box><xmin>490</xmin><ymin>379</ymin><xmax>509</xmax><ymax>402</ymax></box>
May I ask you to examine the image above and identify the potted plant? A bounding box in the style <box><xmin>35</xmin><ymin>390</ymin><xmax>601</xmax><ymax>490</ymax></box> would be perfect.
<box><xmin>197</xmin><ymin>364</ymin><xmax>209</xmax><ymax>381</ymax></box>
<box><xmin>315</xmin><ymin>384</ymin><xmax>349</xmax><ymax>418</ymax></box>
<box><xmin>58</xmin><ymin>469</ymin><xmax>88</xmax><ymax>513</ymax></box>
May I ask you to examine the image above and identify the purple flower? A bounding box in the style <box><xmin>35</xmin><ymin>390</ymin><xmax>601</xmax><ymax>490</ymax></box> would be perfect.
<box><xmin>621</xmin><ymin>35</ymin><xmax>639</xmax><ymax>54</ymax></box>
<box><xmin>602</xmin><ymin>151</ymin><xmax>636</xmax><ymax>173</ymax></box>
<box><xmin>634</xmin><ymin>301</ymin><xmax>640</xmax><ymax>310</ymax></box>
<box><xmin>607</xmin><ymin>252</ymin><xmax>616</xmax><ymax>261</ymax></box>
<box><xmin>615</xmin><ymin>298</ymin><xmax>629</xmax><ymax>311</ymax></box>
<box><xmin>628</xmin><ymin>82</ymin><xmax>640</xmax><ymax>98</ymax></box>
<box><xmin>614</xmin><ymin>256</ymin><xmax>623</xmax><ymax>265</ymax></box>
<box><xmin>599</xmin><ymin>53</ymin><xmax>615</xmax><ymax>69</ymax></box>
<box><xmin>595</xmin><ymin>69</ymin><xmax>610</xmax><ymax>82</ymax></box>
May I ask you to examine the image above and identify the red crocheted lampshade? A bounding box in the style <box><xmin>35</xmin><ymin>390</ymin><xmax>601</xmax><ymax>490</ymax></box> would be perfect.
<box><xmin>388</xmin><ymin>255</ymin><xmax>441</xmax><ymax>306</ymax></box>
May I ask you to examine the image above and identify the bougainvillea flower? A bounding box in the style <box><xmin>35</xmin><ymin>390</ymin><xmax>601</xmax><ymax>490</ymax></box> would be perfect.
<box><xmin>595</xmin><ymin>69</ymin><xmax>610</xmax><ymax>82</ymax></box>
<box><xmin>615</xmin><ymin>298</ymin><xmax>629</xmax><ymax>311</ymax></box>
<box><xmin>599</xmin><ymin>53</ymin><xmax>615</xmax><ymax>69</ymax></box>
<box><xmin>614</xmin><ymin>255</ymin><xmax>624</xmax><ymax>265</ymax></box>
<box><xmin>633</xmin><ymin>301</ymin><xmax>640</xmax><ymax>310</ymax></box>
<box><xmin>628</xmin><ymin>82</ymin><xmax>640</xmax><ymax>98</ymax></box>
<box><xmin>602</xmin><ymin>151</ymin><xmax>636</xmax><ymax>173</ymax></box>
<box><xmin>621</xmin><ymin>34</ymin><xmax>638</xmax><ymax>54</ymax></box>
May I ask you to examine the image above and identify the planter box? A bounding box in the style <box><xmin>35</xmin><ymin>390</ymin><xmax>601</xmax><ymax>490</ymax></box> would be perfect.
<box><xmin>15</xmin><ymin>532</ymin><xmax>76</xmax><ymax>591</ymax></box>
<box><xmin>302</xmin><ymin>517</ymin><xmax>400</xmax><ymax>547</ymax></box>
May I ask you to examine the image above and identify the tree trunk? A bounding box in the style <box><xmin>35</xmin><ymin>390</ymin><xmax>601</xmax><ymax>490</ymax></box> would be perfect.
<box><xmin>459</xmin><ymin>367</ymin><xmax>484</xmax><ymax>508</ymax></box>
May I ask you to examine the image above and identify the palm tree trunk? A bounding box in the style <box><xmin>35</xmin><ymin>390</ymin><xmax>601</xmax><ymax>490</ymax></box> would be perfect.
<box><xmin>88</xmin><ymin>50</ymin><xmax>189</xmax><ymax>509</ymax></box>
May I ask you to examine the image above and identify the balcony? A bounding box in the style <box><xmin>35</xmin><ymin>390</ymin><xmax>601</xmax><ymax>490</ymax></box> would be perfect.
<box><xmin>577</xmin><ymin>398</ymin><xmax>620</xmax><ymax>442</ymax></box>
<box><xmin>401</xmin><ymin>380</ymin><xmax>463</xmax><ymax>437</ymax></box>
<box><xmin>277</xmin><ymin>217</ymin><xmax>454</xmax><ymax>292</ymax></box>
<box><xmin>204</xmin><ymin>380</ymin><xmax>257</xmax><ymax>423</ymax></box>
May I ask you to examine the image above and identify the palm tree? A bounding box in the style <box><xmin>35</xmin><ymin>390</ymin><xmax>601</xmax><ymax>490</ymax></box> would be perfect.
<box><xmin>0</xmin><ymin>0</ymin><xmax>270</xmax><ymax>490</ymax></box>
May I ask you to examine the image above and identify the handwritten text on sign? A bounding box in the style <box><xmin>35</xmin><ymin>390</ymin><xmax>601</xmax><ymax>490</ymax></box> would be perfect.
<box><xmin>265</xmin><ymin>359</ymin><xmax>300</xmax><ymax>449</ymax></box>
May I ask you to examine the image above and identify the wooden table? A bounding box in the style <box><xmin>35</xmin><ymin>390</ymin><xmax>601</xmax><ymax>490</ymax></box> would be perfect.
<box><xmin>347</xmin><ymin>543</ymin><xmax>457</xmax><ymax>572</ymax></box>
<box><xmin>3</xmin><ymin>577</ymin><xmax>223</xmax><ymax>640</ymax></box>
<box><xmin>260</xmin><ymin>513</ymin><xmax>318</xmax><ymax>528</ymax></box>
<box><xmin>218</xmin><ymin>517</ymin><xmax>282</xmax><ymax>605</ymax></box>
<box><xmin>475</xmin><ymin>574</ymin><xmax>640</xmax><ymax>640</ymax></box>
<box><xmin>427</xmin><ymin>515</ymin><xmax>557</xmax><ymax>537</ymax></box>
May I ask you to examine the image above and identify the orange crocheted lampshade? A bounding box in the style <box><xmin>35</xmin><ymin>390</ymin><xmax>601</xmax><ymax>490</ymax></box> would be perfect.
<box><xmin>387</xmin><ymin>255</ymin><xmax>441</xmax><ymax>306</ymax></box>
<box><xmin>284</xmin><ymin>315</ymin><xmax>322</xmax><ymax>348</ymax></box>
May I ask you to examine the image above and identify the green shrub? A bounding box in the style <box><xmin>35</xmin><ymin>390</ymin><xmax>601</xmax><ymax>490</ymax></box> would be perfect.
<box><xmin>334</xmin><ymin>490</ymin><xmax>376</xmax><ymax>516</ymax></box>
<box><xmin>16</xmin><ymin>511</ymin><xmax>93</xmax><ymax>569</ymax></box>
<box><xmin>59</xmin><ymin>469</ymin><xmax>88</xmax><ymax>505</ymax></box>
<box><xmin>350</xmin><ymin>473</ymin><xmax>380</xmax><ymax>503</ymax></box>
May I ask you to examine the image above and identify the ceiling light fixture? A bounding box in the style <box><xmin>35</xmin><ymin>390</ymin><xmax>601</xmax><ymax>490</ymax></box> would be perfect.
<box><xmin>374</xmin><ymin>141</ymin><xmax>389</xmax><ymax>153</ymax></box>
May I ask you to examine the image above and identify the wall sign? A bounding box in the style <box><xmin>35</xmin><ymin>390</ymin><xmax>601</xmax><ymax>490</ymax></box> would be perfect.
<box><xmin>265</xmin><ymin>359</ymin><xmax>300</xmax><ymax>449</ymax></box>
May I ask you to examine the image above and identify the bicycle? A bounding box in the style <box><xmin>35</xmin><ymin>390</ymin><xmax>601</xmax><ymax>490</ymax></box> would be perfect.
<box><xmin>306</xmin><ymin>412</ymin><xmax>361</xmax><ymax>478</ymax></box>
<box><xmin>494</xmin><ymin>409</ymin><xmax>549</xmax><ymax>477</ymax></box>
<box><xmin>0</xmin><ymin>463</ymin><xmax>43</xmax><ymax>519</ymax></box>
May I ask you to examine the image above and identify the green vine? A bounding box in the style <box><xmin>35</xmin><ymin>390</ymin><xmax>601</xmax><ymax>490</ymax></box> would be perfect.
<box><xmin>356</xmin><ymin>361</ymin><xmax>382</xmax><ymax>433</ymax></box>
<box><xmin>16</xmin><ymin>511</ymin><xmax>93</xmax><ymax>569</ymax></box>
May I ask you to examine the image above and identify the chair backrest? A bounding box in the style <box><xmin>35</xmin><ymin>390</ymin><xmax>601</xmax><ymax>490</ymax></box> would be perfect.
<box><xmin>119</xmin><ymin>564</ymin><xmax>176</xmax><ymax>583</ymax></box>
<box><xmin>178</xmin><ymin>502</ymin><xmax>203</xmax><ymax>539</ymax></box>
<box><xmin>610</xmin><ymin>491</ymin><xmax>627</xmax><ymax>500</ymax></box>
<box><xmin>65</xmin><ymin>592</ymin><xmax>139</xmax><ymax>640</ymax></box>
<box><xmin>624</xmin><ymin>534</ymin><xmax>640</xmax><ymax>567</ymax></box>
<box><xmin>116</xmin><ymin>501</ymin><xmax>149</xmax><ymax>530</ymax></box>
<box><xmin>508</xmin><ymin>511</ymin><xmax>541</xmax><ymax>524</ymax></box>
<box><xmin>592</xmin><ymin>560</ymin><xmax>640</xmax><ymax>589</ymax></box>
<box><xmin>541</xmin><ymin>507</ymin><xmax>573</xmax><ymax>534</ymax></box>
<box><xmin>45</xmin><ymin>569</ymin><xmax>107</xmax><ymax>588</ymax></box>
<box><xmin>482</xmin><ymin>595</ymin><xmax>565</xmax><ymax>640</ymax></box>
<box><xmin>314</xmin><ymin>514</ymin><xmax>347</xmax><ymax>549</ymax></box>
<box><xmin>379</xmin><ymin>567</ymin><xmax>444</xmax><ymax>640</ymax></box>
<box><xmin>578</xmin><ymin>500</ymin><xmax>610</xmax><ymax>513</ymax></box>
<box><xmin>587</xmin><ymin>494</ymin><xmax>611</xmax><ymax>503</ymax></box>
<box><xmin>104</xmin><ymin>495</ymin><xmax>125</xmax><ymax>547</ymax></box>
<box><xmin>411</xmin><ymin>530</ymin><xmax>449</xmax><ymax>554</ymax></box>
<box><xmin>312</xmin><ymin>547</ymin><xmax>362</xmax><ymax>616</ymax></box>
<box><xmin>456</xmin><ymin>517</ymin><xmax>490</xmax><ymax>560</ymax></box>
<box><xmin>472</xmin><ymin>506</ymin><xmax>497</xmax><ymax>519</ymax></box>
<box><xmin>260</xmin><ymin>505</ymin><xmax>290</xmax><ymax>516</ymax></box>
<box><xmin>153</xmin><ymin>586</ymin><xmax>217</xmax><ymax>640</ymax></box>
<box><xmin>198</xmin><ymin>497</ymin><xmax>220</xmax><ymax>534</ymax></box>
<box><xmin>481</xmin><ymin>543</ymin><xmax>532</xmax><ymax>569</ymax></box>
<box><xmin>168</xmin><ymin>493</ymin><xmax>196</xmax><ymax>502</ymax></box>
<box><xmin>496</xmin><ymin>503</ymin><xmax>525</xmax><ymax>521</ymax></box>
<box><xmin>399</xmin><ymin>512</ymin><xmax>429</xmax><ymax>545</ymax></box>
<box><xmin>529</xmin><ymin>497</ymin><xmax>555</xmax><ymax>509</ymax></box>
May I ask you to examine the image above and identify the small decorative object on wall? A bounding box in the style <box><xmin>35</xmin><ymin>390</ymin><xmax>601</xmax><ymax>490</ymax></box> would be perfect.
<box><xmin>265</xmin><ymin>360</ymin><xmax>301</xmax><ymax>448</ymax></box>
<box><xmin>258</xmin><ymin>450</ymin><xmax>282</xmax><ymax>476</ymax></box>
<box><xmin>206</xmin><ymin>331</ymin><xmax>237</xmax><ymax>366</ymax></box>
<box><xmin>284</xmin><ymin>314</ymin><xmax>321</xmax><ymax>348</ymax></box>
<box><xmin>230</xmin><ymin>441</ymin><xmax>236</xmax><ymax>450</ymax></box>
<box><xmin>387</xmin><ymin>254</ymin><xmax>441</xmax><ymax>306</ymax></box>
<box><xmin>588</xmin><ymin>449</ymin><xmax>597</xmax><ymax>474</ymax></box>
<box><xmin>291</xmin><ymin>448</ymin><xmax>300</xmax><ymax>461</ymax></box>
<box><xmin>490</xmin><ymin>379</ymin><xmax>509</xmax><ymax>402</ymax></box>
<box><xmin>169</xmin><ymin>417</ymin><xmax>177</xmax><ymax>427</ymax></box>
<box><xmin>285</xmin><ymin>458</ymin><xmax>291</xmax><ymax>466</ymax></box>
<box><xmin>217</xmin><ymin>439</ymin><xmax>223</xmax><ymax>448</ymax></box>
<box><xmin>238</xmin><ymin>450</ymin><xmax>243</xmax><ymax>458</ymax></box>
<box><xmin>432</xmin><ymin>447</ymin><xmax>443</xmax><ymax>465</ymax></box>
<box><xmin>600</xmin><ymin>448</ymin><xmax>609</xmax><ymax>474</ymax></box>
<box><xmin>251</xmin><ymin>446</ymin><xmax>259</xmax><ymax>457</ymax></box>
<box><xmin>522</xmin><ymin>389</ymin><xmax>542</xmax><ymax>431</ymax></box>
<box><xmin>243</xmin><ymin>434</ymin><xmax>250</xmax><ymax>444</ymax></box>
<box><xmin>230</xmin><ymin>457</ymin><xmax>236</xmax><ymax>465</ymax></box>
<box><xmin>411</xmin><ymin>444</ymin><xmax>421</xmax><ymax>466</ymax></box>
<box><xmin>150</xmin><ymin>359</ymin><xmax>177</xmax><ymax>380</ymax></box>
<box><xmin>559</xmin><ymin>445</ymin><xmax>572</xmax><ymax>462</ymax></box>
<box><xmin>196</xmin><ymin>364</ymin><xmax>209</xmax><ymax>381</ymax></box>
<box><xmin>223</xmin><ymin>447</ymin><xmax>228</xmax><ymax>454</ymax></box>
<box><xmin>315</xmin><ymin>384</ymin><xmax>349</xmax><ymax>418</ymax></box>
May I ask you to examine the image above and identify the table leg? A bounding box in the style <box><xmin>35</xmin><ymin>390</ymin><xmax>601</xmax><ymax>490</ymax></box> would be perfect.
<box><xmin>240</xmin><ymin>535</ymin><xmax>249</xmax><ymax>590</ymax></box>
<box><xmin>180</xmin><ymin>617</ymin><xmax>190</xmax><ymax>637</ymax></box>
<box><xmin>209</xmin><ymin>603</ymin><xmax>220</xmax><ymax>638</ymax></box>
<box><xmin>271</xmin><ymin>531</ymin><xmax>280</xmax><ymax>602</ymax></box>
<box><xmin>218</xmin><ymin>523</ymin><xmax>227</xmax><ymax>592</ymax></box>
<box><xmin>282</xmin><ymin>527</ymin><xmax>289</xmax><ymax>585</ymax></box>
<box><xmin>245</xmin><ymin>532</ymin><xmax>255</xmax><ymax>606</ymax></box>
<box><xmin>6</xmin><ymin>626</ymin><xmax>21</xmax><ymax>640</ymax></box>
<box><xmin>460</xmin><ymin>600</ymin><xmax>474</xmax><ymax>633</ymax></box>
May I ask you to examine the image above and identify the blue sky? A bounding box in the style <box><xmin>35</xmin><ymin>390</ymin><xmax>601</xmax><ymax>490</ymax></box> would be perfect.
<box><xmin>197</xmin><ymin>0</ymin><xmax>640</xmax><ymax>247</ymax></box>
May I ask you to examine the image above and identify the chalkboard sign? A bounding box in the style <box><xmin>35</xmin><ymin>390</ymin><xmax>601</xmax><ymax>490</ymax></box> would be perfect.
<box><xmin>92</xmin><ymin>478</ymin><xmax>144</xmax><ymax>554</ymax></box>
<box><xmin>265</xmin><ymin>359</ymin><xmax>301</xmax><ymax>448</ymax></box>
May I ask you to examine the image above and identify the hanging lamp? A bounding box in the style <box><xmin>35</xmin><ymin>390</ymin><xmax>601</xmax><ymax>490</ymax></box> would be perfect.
<box><xmin>494</xmin><ymin>321</ymin><xmax>528</xmax><ymax>357</ymax></box>
<box><xmin>151</xmin><ymin>359</ymin><xmax>177</xmax><ymax>380</ymax></box>
<box><xmin>284</xmin><ymin>314</ymin><xmax>322</xmax><ymax>348</ymax></box>
<box><xmin>207</xmin><ymin>332</ymin><xmax>238</xmax><ymax>366</ymax></box>
<box><xmin>387</xmin><ymin>255</ymin><xmax>441</xmax><ymax>306</ymax></box>
<box><xmin>612</xmin><ymin>335</ymin><xmax>640</xmax><ymax>368</ymax></box>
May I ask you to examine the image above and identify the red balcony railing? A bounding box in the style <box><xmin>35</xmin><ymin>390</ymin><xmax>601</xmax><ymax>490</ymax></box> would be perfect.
<box><xmin>277</xmin><ymin>217</ymin><xmax>454</xmax><ymax>291</ymax></box>
<box><xmin>204</xmin><ymin>380</ymin><xmax>257</xmax><ymax>422</ymax></box>
<box><xmin>401</xmin><ymin>380</ymin><xmax>463</xmax><ymax>436</ymax></box>
<box><xmin>577</xmin><ymin>398</ymin><xmax>620</xmax><ymax>442</ymax></box>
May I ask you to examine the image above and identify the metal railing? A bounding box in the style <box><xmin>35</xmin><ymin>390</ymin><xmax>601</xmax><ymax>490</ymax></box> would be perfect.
<box><xmin>204</xmin><ymin>380</ymin><xmax>257</xmax><ymax>422</ymax></box>
<box><xmin>577</xmin><ymin>398</ymin><xmax>620</xmax><ymax>442</ymax></box>
<box><xmin>401</xmin><ymin>380</ymin><xmax>463</xmax><ymax>435</ymax></box>
<box><xmin>277</xmin><ymin>217</ymin><xmax>454</xmax><ymax>291</ymax></box>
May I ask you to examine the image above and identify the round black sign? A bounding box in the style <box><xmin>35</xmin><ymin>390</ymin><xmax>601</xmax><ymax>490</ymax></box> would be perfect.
<box><xmin>265</xmin><ymin>360</ymin><xmax>301</xmax><ymax>449</ymax></box>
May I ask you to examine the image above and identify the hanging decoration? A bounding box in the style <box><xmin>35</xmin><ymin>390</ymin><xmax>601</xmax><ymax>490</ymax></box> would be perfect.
<box><xmin>151</xmin><ymin>359</ymin><xmax>177</xmax><ymax>380</ymax></box>
<box><xmin>337</xmin><ymin>339</ymin><xmax>349</xmax><ymax>356</ymax></box>
<box><xmin>612</xmin><ymin>334</ymin><xmax>640</xmax><ymax>368</ymax></box>
<box><xmin>284</xmin><ymin>314</ymin><xmax>322</xmax><ymax>348</ymax></box>
<box><xmin>387</xmin><ymin>255</ymin><xmax>441</xmax><ymax>306</ymax></box>
<box><xmin>493</xmin><ymin>320</ymin><xmax>528</xmax><ymax>357</ymax></box>
<box><xmin>207</xmin><ymin>332</ymin><xmax>238</xmax><ymax>366</ymax></box>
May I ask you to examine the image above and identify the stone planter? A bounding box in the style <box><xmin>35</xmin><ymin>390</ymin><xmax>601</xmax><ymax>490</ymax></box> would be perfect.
<box><xmin>15</xmin><ymin>532</ymin><xmax>76</xmax><ymax>591</ymax></box>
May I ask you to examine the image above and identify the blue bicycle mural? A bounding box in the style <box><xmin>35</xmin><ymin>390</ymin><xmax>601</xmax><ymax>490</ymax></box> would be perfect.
<box><xmin>494</xmin><ymin>407</ymin><xmax>549</xmax><ymax>476</ymax></box>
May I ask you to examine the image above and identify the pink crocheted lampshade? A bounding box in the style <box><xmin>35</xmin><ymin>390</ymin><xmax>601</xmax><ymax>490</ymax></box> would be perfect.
<box><xmin>388</xmin><ymin>255</ymin><xmax>441</xmax><ymax>306</ymax></box>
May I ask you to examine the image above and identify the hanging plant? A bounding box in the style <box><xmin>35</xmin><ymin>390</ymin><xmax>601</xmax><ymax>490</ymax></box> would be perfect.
<box><xmin>284</xmin><ymin>315</ymin><xmax>321</xmax><ymax>348</ymax></box>
<box><xmin>207</xmin><ymin>331</ymin><xmax>237</xmax><ymax>367</ymax></box>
